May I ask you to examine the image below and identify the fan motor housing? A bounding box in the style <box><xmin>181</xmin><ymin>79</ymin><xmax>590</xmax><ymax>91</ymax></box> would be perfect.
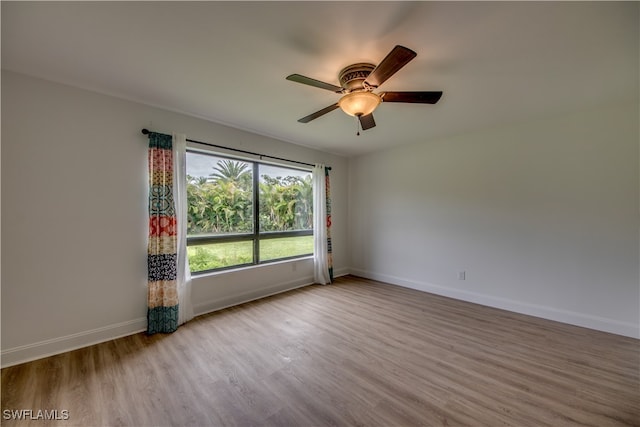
<box><xmin>339</xmin><ymin>63</ymin><xmax>375</xmax><ymax>91</ymax></box>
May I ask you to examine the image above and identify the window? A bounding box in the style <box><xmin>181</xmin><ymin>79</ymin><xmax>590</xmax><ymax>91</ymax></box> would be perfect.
<box><xmin>186</xmin><ymin>151</ymin><xmax>313</xmax><ymax>273</ymax></box>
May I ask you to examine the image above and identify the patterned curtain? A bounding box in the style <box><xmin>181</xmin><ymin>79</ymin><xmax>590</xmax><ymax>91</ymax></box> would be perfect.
<box><xmin>325</xmin><ymin>167</ymin><xmax>334</xmax><ymax>282</ymax></box>
<box><xmin>313</xmin><ymin>164</ymin><xmax>333</xmax><ymax>284</ymax></box>
<box><xmin>147</xmin><ymin>132</ymin><xmax>179</xmax><ymax>334</ymax></box>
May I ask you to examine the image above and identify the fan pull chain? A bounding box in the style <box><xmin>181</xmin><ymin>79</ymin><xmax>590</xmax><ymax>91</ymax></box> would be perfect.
<box><xmin>356</xmin><ymin>116</ymin><xmax>360</xmax><ymax>136</ymax></box>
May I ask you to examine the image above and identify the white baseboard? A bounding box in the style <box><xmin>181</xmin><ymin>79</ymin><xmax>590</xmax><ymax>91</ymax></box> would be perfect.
<box><xmin>350</xmin><ymin>268</ymin><xmax>639</xmax><ymax>339</ymax></box>
<box><xmin>333</xmin><ymin>267</ymin><xmax>350</xmax><ymax>279</ymax></box>
<box><xmin>15</xmin><ymin>266</ymin><xmax>625</xmax><ymax>368</ymax></box>
<box><xmin>193</xmin><ymin>267</ymin><xmax>352</xmax><ymax>316</ymax></box>
<box><xmin>193</xmin><ymin>275</ymin><xmax>315</xmax><ymax>316</ymax></box>
<box><xmin>1</xmin><ymin>318</ymin><xmax>147</xmax><ymax>368</ymax></box>
<box><xmin>1</xmin><ymin>269</ymin><xmax>351</xmax><ymax>368</ymax></box>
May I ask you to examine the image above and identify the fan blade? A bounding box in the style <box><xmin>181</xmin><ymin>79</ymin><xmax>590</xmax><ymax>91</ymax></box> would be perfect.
<box><xmin>364</xmin><ymin>45</ymin><xmax>417</xmax><ymax>88</ymax></box>
<box><xmin>358</xmin><ymin>113</ymin><xmax>376</xmax><ymax>130</ymax></box>
<box><xmin>286</xmin><ymin>74</ymin><xmax>343</xmax><ymax>93</ymax></box>
<box><xmin>381</xmin><ymin>91</ymin><xmax>443</xmax><ymax>104</ymax></box>
<box><xmin>298</xmin><ymin>103</ymin><xmax>340</xmax><ymax>123</ymax></box>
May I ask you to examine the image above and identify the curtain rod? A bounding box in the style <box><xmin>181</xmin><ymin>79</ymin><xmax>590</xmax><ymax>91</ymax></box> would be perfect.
<box><xmin>141</xmin><ymin>129</ymin><xmax>330</xmax><ymax>170</ymax></box>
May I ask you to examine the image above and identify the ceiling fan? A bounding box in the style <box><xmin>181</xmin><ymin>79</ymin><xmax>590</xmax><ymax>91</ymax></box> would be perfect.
<box><xmin>286</xmin><ymin>45</ymin><xmax>443</xmax><ymax>132</ymax></box>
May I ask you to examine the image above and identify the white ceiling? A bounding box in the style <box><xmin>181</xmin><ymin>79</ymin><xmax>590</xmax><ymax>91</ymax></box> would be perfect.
<box><xmin>2</xmin><ymin>1</ymin><xmax>638</xmax><ymax>157</ymax></box>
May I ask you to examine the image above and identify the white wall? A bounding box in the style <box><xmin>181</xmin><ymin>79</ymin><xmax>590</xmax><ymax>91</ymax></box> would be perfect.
<box><xmin>349</xmin><ymin>102</ymin><xmax>639</xmax><ymax>338</ymax></box>
<box><xmin>2</xmin><ymin>70</ymin><xmax>638</xmax><ymax>369</ymax></box>
<box><xmin>1</xmin><ymin>71</ymin><xmax>349</xmax><ymax>366</ymax></box>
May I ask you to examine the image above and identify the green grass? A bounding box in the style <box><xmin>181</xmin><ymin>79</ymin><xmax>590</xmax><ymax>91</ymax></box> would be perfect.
<box><xmin>260</xmin><ymin>236</ymin><xmax>314</xmax><ymax>261</ymax></box>
<box><xmin>188</xmin><ymin>235</ymin><xmax>313</xmax><ymax>273</ymax></box>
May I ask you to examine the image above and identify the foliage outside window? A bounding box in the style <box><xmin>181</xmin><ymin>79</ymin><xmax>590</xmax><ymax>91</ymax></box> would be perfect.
<box><xmin>186</xmin><ymin>151</ymin><xmax>313</xmax><ymax>273</ymax></box>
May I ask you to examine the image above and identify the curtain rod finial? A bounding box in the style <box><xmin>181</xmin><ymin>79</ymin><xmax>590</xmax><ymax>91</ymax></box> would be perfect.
<box><xmin>141</xmin><ymin>128</ymin><xmax>150</xmax><ymax>135</ymax></box>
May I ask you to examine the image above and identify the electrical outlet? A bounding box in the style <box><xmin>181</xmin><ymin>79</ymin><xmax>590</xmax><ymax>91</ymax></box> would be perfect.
<box><xmin>458</xmin><ymin>271</ymin><xmax>466</xmax><ymax>280</ymax></box>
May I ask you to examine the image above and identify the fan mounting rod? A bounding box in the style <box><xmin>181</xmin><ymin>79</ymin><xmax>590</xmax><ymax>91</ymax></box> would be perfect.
<box><xmin>339</xmin><ymin>63</ymin><xmax>376</xmax><ymax>91</ymax></box>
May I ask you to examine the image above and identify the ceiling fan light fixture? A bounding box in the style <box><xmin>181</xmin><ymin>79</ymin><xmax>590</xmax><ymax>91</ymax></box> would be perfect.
<box><xmin>338</xmin><ymin>91</ymin><xmax>381</xmax><ymax>117</ymax></box>
<box><xmin>287</xmin><ymin>45</ymin><xmax>441</xmax><ymax>129</ymax></box>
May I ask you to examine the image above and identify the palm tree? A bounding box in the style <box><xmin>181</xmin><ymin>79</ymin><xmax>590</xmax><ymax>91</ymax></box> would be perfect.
<box><xmin>210</xmin><ymin>160</ymin><xmax>250</xmax><ymax>185</ymax></box>
<box><xmin>204</xmin><ymin>160</ymin><xmax>253</xmax><ymax>232</ymax></box>
<box><xmin>293</xmin><ymin>175</ymin><xmax>313</xmax><ymax>229</ymax></box>
<box><xmin>187</xmin><ymin>175</ymin><xmax>208</xmax><ymax>185</ymax></box>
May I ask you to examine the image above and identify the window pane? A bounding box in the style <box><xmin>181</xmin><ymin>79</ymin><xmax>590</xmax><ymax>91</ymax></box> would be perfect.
<box><xmin>188</xmin><ymin>241</ymin><xmax>253</xmax><ymax>272</ymax></box>
<box><xmin>259</xmin><ymin>165</ymin><xmax>312</xmax><ymax>232</ymax></box>
<box><xmin>186</xmin><ymin>151</ymin><xmax>315</xmax><ymax>273</ymax></box>
<box><xmin>260</xmin><ymin>235</ymin><xmax>313</xmax><ymax>261</ymax></box>
<box><xmin>186</xmin><ymin>152</ymin><xmax>253</xmax><ymax>236</ymax></box>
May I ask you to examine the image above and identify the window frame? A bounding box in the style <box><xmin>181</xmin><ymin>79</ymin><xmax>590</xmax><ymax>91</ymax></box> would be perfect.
<box><xmin>186</xmin><ymin>149</ymin><xmax>313</xmax><ymax>274</ymax></box>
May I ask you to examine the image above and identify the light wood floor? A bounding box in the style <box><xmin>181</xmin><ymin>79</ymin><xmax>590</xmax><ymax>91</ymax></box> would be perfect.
<box><xmin>2</xmin><ymin>276</ymin><xmax>639</xmax><ymax>426</ymax></box>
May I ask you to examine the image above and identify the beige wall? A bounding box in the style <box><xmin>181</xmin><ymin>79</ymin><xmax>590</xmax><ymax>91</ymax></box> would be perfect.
<box><xmin>1</xmin><ymin>71</ymin><xmax>350</xmax><ymax>366</ymax></box>
<box><xmin>349</xmin><ymin>102</ymin><xmax>639</xmax><ymax>338</ymax></box>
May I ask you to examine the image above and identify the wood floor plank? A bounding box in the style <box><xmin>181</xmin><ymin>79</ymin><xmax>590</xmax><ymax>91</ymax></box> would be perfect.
<box><xmin>2</xmin><ymin>275</ymin><xmax>638</xmax><ymax>426</ymax></box>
